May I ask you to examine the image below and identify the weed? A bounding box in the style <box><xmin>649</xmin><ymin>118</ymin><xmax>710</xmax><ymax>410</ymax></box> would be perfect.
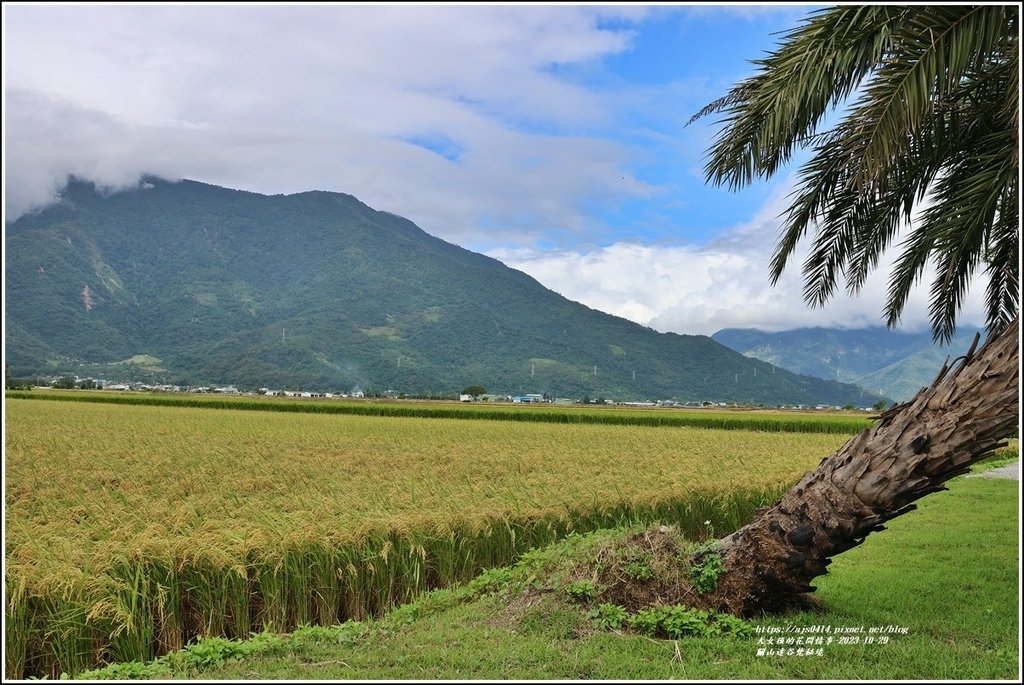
<box><xmin>702</xmin><ymin>519</ymin><xmax>716</xmax><ymax>540</ymax></box>
<box><xmin>689</xmin><ymin>543</ymin><xmax>725</xmax><ymax>595</ymax></box>
<box><xmin>565</xmin><ymin>580</ymin><xmax>598</xmax><ymax>602</ymax></box>
<box><xmin>623</xmin><ymin>557</ymin><xmax>654</xmax><ymax>581</ymax></box>
<box><xmin>627</xmin><ymin>607</ymin><xmax>664</xmax><ymax>636</ymax></box>
<box><xmin>587</xmin><ymin>603</ymin><xmax>628</xmax><ymax>630</ymax></box>
<box><xmin>625</xmin><ymin>604</ymin><xmax>750</xmax><ymax>639</ymax></box>
<box><xmin>464</xmin><ymin>567</ymin><xmax>518</xmax><ymax>597</ymax></box>
<box><xmin>707</xmin><ymin>612</ymin><xmax>751</xmax><ymax>637</ymax></box>
<box><xmin>661</xmin><ymin>606</ymin><xmax>711</xmax><ymax>638</ymax></box>
<box><xmin>175</xmin><ymin>636</ymin><xmax>250</xmax><ymax>670</ymax></box>
<box><xmin>71</xmin><ymin>658</ymin><xmax>171</xmax><ymax>680</ymax></box>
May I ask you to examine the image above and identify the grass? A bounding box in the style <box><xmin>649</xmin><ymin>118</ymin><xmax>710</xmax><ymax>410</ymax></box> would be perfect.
<box><xmin>75</xmin><ymin>468</ymin><xmax>1019</xmax><ymax>680</ymax></box>
<box><xmin>5</xmin><ymin>398</ymin><xmax>850</xmax><ymax>678</ymax></box>
<box><xmin>4</xmin><ymin>389</ymin><xmax>874</xmax><ymax>434</ymax></box>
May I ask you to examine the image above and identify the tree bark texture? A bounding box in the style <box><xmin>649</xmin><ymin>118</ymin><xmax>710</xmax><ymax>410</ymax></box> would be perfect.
<box><xmin>701</xmin><ymin>319</ymin><xmax>1019</xmax><ymax>617</ymax></box>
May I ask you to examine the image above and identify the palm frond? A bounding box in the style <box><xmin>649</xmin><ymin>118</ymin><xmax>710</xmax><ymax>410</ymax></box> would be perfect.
<box><xmin>983</xmin><ymin>162</ymin><xmax>1020</xmax><ymax>336</ymax></box>
<box><xmin>884</xmin><ymin>224</ymin><xmax>935</xmax><ymax>328</ymax></box>
<box><xmin>845</xmin><ymin>6</ymin><xmax>1010</xmax><ymax>187</ymax></box>
<box><xmin>922</xmin><ymin>127</ymin><xmax>1015</xmax><ymax>341</ymax></box>
<box><xmin>695</xmin><ymin>4</ymin><xmax>1019</xmax><ymax>338</ymax></box>
<box><xmin>694</xmin><ymin>5</ymin><xmax>907</xmax><ymax>189</ymax></box>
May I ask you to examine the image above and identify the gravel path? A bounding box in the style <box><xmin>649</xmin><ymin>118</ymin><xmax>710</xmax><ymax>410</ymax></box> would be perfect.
<box><xmin>968</xmin><ymin>461</ymin><xmax>1020</xmax><ymax>480</ymax></box>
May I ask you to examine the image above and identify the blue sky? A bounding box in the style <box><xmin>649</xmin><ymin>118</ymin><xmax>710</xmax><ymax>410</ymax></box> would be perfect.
<box><xmin>2</xmin><ymin>3</ymin><xmax>989</xmax><ymax>335</ymax></box>
<box><xmin>529</xmin><ymin>5</ymin><xmax>802</xmax><ymax>248</ymax></box>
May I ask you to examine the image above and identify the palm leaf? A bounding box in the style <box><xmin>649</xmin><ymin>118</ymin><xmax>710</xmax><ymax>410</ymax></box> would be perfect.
<box><xmin>694</xmin><ymin>4</ymin><xmax>1019</xmax><ymax>339</ymax></box>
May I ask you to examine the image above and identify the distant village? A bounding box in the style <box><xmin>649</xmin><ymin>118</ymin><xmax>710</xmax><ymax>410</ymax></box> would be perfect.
<box><xmin>8</xmin><ymin>373</ymin><xmax>882</xmax><ymax>412</ymax></box>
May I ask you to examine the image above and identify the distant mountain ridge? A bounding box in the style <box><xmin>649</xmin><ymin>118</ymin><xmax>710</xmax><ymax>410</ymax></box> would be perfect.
<box><xmin>5</xmin><ymin>177</ymin><xmax>885</xmax><ymax>406</ymax></box>
<box><xmin>711</xmin><ymin>326</ymin><xmax>982</xmax><ymax>401</ymax></box>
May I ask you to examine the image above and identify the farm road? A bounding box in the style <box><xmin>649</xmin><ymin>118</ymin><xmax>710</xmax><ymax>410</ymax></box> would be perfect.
<box><xmin>968</xmin><ymin>461</ymin><xmax>1020</xmax><ymax>481</ymax></box>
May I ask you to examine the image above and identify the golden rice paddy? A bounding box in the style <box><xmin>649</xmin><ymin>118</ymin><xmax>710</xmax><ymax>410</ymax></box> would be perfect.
<box><xmin>4</xmin><ymin>397</ymin><xmax>849</xmax><ymax>677</ymax></box>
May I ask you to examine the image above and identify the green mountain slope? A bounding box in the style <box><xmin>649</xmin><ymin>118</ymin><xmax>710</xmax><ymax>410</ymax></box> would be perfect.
<box><xmin>712</xmin><ymin>326</ymin><xmax>981</xmax><ymax>401</ymax></box>
<box><xmin>5</xmin><ymin>178</ymin><xmax>883</xmax><ymax>405</ymax></box>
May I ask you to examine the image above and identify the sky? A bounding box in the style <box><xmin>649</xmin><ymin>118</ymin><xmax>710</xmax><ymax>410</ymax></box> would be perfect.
<box><xmin>2</xmin><ymin>2</ymin><xmax>990</xmax><ymax>337</ymax></box>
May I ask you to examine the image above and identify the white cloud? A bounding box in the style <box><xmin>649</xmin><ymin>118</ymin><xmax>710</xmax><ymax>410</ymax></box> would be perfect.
<box><xmin>4</xmin><ymin>4</ymin><xmax>995</xmax><ymax>339</ymax></box>
<box><xmin>3</xmin><ymin>4</ymin><xmax>653</xmax><ymax>236</ymax></box>
<box><xmin>490</xmin><ymin>184</ymin><xmax>990</xmax><ymax>336</ymax></box>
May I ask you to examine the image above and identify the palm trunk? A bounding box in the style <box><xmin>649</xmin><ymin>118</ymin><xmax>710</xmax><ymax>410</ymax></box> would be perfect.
<box><xmin>699</xmin><ymin>319</ymin><xmax>1019</xmax><ymax>617</ymax></box>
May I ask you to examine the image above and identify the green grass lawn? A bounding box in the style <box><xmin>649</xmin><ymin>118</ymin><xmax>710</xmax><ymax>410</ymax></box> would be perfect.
<box><xmin>75</xmin><ymin>460</ymin><xmax>1019</xmax><ymax>681</ymax></box>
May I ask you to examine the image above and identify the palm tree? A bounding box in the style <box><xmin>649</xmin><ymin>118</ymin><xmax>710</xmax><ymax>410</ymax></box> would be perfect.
<box><xmin>685</xmin><ymin>5</ymin><xmax>1019</xmax><ymax>615</ymax></box>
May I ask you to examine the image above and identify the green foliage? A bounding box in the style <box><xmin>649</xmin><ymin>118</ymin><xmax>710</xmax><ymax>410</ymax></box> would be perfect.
<box><xmin>587</xmin><ymin>603</ymin><xmax>628</xmax><ymax>630</ymax></box>
<box><xmin>689</xmin><ymin>543</ymin><xmax>725</xmax><ymax>595</ymax></box>
<box><xmin>627</xmin><ymin>605</ymin><xmax>751</xmax><ymax>639</ymax></box>
<box><xmin>176</xmin><ymin>636</ymin><xmax>250</xmax><ymax>669</ymax></box>
<box><xmin>461</xmin><ymin>385</ymin><xmax>486</xmax><ymax>397</ymax></box>
<box><xmin>565</xmin><ymin>580</ymin><xmax>597</xmax><ymax>602</ymax></box>
<box><xmin>71</xmin><ymin>623</ymin><xmax>368</xmax><ymax>679</ymax></box>
<box><xmin>464</xmin><ymin>567</ymin><xmax>519</xmax><ymax>597</ymax></box>
<box><xmin>71</xmin><ymin>658</ymin><xmax>171</xmax><ymax>680</ymax></box>
<box><xmin>661</xmin><ymin>606</ymin><xmax>709</xmax><ymax>638</ymax></box>
<box><xmin>627</xmin><ymin>606</ymin><xmax>664</xmax><ymax>636</ymax></box>
<box><xmin>709</xmin><ymin>612</ymin><xmax>753</xmax><ymax>637</ymax></box>
<box><xmin>623</xmin><ymin>555</ymin><xmax>654</xmax><ymax>581</ymax></box>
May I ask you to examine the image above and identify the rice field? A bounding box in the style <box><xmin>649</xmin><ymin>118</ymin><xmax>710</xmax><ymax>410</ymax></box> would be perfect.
<box><xmin>4</xmin><ymin>389</ymin><xmax>875</xmax><ymax>434</ymax></box>
<box><xmin>4</xmin><ymin>397</ymin><xmax>852</xmax><ymax>678</ymax></box>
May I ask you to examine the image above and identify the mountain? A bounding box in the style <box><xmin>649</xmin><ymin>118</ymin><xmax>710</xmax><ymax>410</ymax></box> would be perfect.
<box><xmin>5</xmin><ymin>177</ymin><xmax>885</xmax><ymax>406</ymax></box>
<box><xmin>711</xmin><ymin>326</ymin><xmax>983</xmax><ymax>401</ymax></box>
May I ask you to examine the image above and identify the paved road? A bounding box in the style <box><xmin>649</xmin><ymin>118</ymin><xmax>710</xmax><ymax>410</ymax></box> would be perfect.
<box><xmin>968</xmin><ymin>461</ymin><xmax>1020</xmax><ymax>481</ymax></box>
